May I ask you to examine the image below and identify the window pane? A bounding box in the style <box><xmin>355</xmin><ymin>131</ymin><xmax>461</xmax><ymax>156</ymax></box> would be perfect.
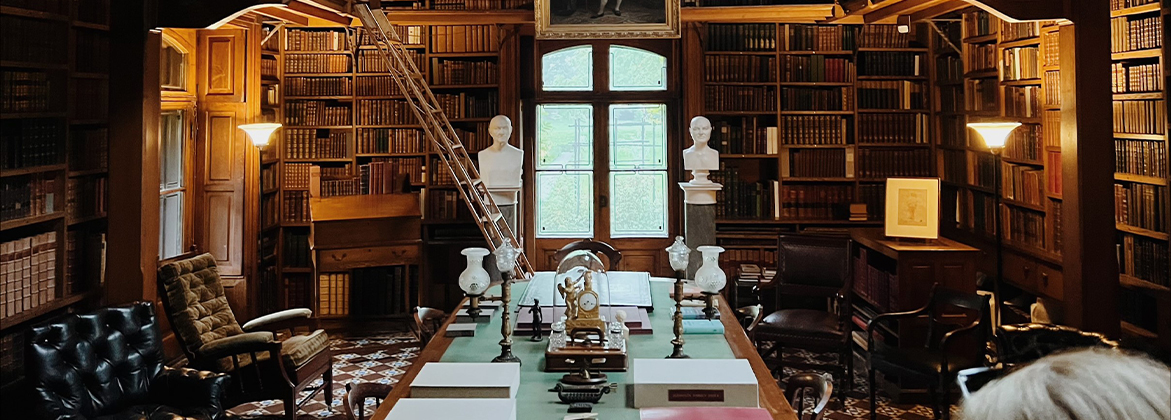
<box><xmin>610</xmin><ymin>171</ymin><xmax>667</xmax><ymax>238</ymax></box>
<box><xmin>537</xmin><ymin>104</ymin><xmax>593</xmax><ymax>170</ymax></box>
<box><xmin>542</xmin><ymin>46</ymin><xmax>593</xmax><ymax>91</ymax></box>
<box><xmin>609</xmin><ymin>104</ymin><xmax>666</xmax><ymax>170</ymax></box>
<box><xmin>160</xmin><ymin>192</ymin><xmax>184</xmax><ymax>259</ymax></box>
<box><xmin>536</xmin><ymin>172</ymin><xmax>593</xmax><ymax>238</ymax></box>
<box><xmin>161</xmin><ymin>42</ymin><xmax>185</xmax><ymax>90</ymax></box>
<box><xmin>609</xmin><ymin>46</ymin><xmax>666</xmax><ymax>91</ymax></box>
<box><xmin>160</xmin><ymin>111</ymin><xmax>184</xmax><ymax>190</ymax></box>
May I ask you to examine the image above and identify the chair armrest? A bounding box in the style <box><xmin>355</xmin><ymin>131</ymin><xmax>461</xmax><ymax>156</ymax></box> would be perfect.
<box><xmin>242</xmin><ymin>308</ymin><xmax>314</xmax><ymax>332</ymax></box>
<box><xmin>939</xmin><ymin>320</ymin><xmax>984</xmax><ymax>369</ymax></box>
<box><xmin>196</xmin><ymin>332</ymin><xmax>278</xmax><ymax>361</ymax></box>
<box><xmin>150</xmin><ymin>367</ymin><xmax>231</xmax><ymax>420</ymax></box>
<box><xmin>865</xmin><ymin>304</ymin><xmax>931</xmax><ymax>351</ymax></box>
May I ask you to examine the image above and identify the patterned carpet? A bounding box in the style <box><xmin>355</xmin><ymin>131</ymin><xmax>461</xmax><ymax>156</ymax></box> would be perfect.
<box><xmin>226</xmin><ymin>334</ymin><xmax>958</xmax><ymax>420</ymax></box>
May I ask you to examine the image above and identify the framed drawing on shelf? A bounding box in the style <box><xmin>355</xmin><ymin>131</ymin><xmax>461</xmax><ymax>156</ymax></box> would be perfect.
<box><xmin>884</xmin><ymin>178</ymin><xmax>940</xmax><ymax>240</ymax></box>
<box><xmin>535</xmin><ymin>0</ymin><xmax>680</xmax><ymax>39</ymax></box>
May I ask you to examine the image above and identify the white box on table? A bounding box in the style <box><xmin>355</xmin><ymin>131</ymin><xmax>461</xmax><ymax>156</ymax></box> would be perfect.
<box><xmin>632</xmin><ymin>359</ymin><xmax>758</xmax><ymax>408</ymax></box>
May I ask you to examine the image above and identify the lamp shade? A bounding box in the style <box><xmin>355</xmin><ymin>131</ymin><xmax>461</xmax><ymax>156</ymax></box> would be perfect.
<box><xmin>665</xmin><ymin>236</ymin><xmax>690</xmax><ymax>272</ymax></box>
<box><xmin>238</xmin><ymin>123</ymin><xmax>282</xmax><ymax>147</ymax></box>
<box><xmin>494</xmin><ymin>242</ymin><xmax>519</xmax><ymax>272</ymax></box>
<box><xmin>967</xmin><ymin>122</ymin><xmax>1020</xmax><ymax>150</ymax></box>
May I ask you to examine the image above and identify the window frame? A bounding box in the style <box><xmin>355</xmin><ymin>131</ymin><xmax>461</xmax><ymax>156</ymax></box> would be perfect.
<box><xmin>526</xmin><ymin>40</ymin><xmax>679</xmax><ymax>242</ymax></box>
<box><xmin>158</xmin><ymin>104</ymin><xmax>196</xmax><ymax>261</ymax></box>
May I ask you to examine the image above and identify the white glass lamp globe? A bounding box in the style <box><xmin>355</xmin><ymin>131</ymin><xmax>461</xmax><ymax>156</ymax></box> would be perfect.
<box><xmin>694</xmin><ymin>245</ymin><xmax>726</xmax><ymax>294</ymax></box>
<box><xmin>665</xmin><ymin>236</ymin><xmax>690</xmax><ymax>272</ymax></box>
<box><xmin>458</xmin><ymin>247</ymin><xmax>491</xmax><ymax>296</ymax></box>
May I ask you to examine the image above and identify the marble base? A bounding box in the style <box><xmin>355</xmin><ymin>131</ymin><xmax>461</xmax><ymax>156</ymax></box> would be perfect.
<box><xmin>678</xmin><ymin>182</ymin><xmax>722</xmax><ymax>205</ymax></box>
<box><xmin>684</xmin><ymin>203</ymin><xmax>716</xmax><ymax>279</ymax></box>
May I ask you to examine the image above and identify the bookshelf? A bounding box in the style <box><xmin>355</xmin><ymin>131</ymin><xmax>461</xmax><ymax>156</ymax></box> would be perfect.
<box><xmin>699</xmin><ymin>23</ymin><xmax>932</xmax><ymax>280</ymax></box>
<box><xmin>261</xmin><ymin>23</ymin><xmax>513</xmax><ymax>321</ymax></box>
<box><xmin>1109</xmin><ymin>0</ymin><xmax>1170</xmax><ymax>348</ymax></box>
<box><xmin>0</xmin><ymin>0</ymin><xmax>109</xmax><ymax>389</ymax></box>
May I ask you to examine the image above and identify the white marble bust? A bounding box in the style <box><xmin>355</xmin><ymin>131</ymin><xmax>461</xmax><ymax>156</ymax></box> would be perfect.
<box><xmin>478</xmin><ymin>115</ymin><xmax>523</xmax><ymax>205</ymax></box>
<box><xmin>683</xmin><ymin>116</ymin><xmax>719</xmax><ymax>184</ymax></box>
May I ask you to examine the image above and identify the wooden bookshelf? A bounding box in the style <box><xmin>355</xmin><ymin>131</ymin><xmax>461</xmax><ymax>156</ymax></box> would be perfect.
<box><xmin>1110</xmin><ymin>0</ymin><xmax>1170</xmax><ymax>348</ymax></box>
<box><xmin>0</xmin><ymin>0</ymin><xmax>109</xmax><ymax>388</ymax></box>
<box><xmin>261</xmin><ymin>22</ymin><xmax>515</xmax><ymax>321</ymax></box>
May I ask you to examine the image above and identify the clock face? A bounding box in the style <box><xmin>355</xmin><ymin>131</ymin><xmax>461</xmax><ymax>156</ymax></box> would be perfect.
<box><xmin>578</xmin><ymin>292</ymin><xmax>599</xmax><ymax>312</ymax></box>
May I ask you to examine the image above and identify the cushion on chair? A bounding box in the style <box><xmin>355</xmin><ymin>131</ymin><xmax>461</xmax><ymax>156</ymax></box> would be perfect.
<box><xmin>91</xmin><ymin>404</ymin><xmax>218</xmax><ymax>420</ymax></box>
<box><xmin>158</xmin><ymin>254</ymin><xmax>245</xmax><ymax>358</ymax></box>
<box><xmin>754</xmin><ymin>309</ymin><xmax>845</xmax><ymax>341</ymax></box>
<box><xmin>281</xmin><ymin>329</ymin><xmax>330</xmax><ymax>367</ymax></box>
<box><xmin>870</xmin><ymin>340</ymin><xmax>980</xmax><ymax>379</ymax></box>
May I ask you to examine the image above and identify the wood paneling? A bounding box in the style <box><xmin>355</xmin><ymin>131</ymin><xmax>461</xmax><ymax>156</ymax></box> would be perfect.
<box><xmin>208</xmin><ymin>114</ymin><xmax>237</xmax><ymax>181</ymax></box>
<box><xmin>198</xmin><ymin>30</ymin><xmax>245</xmax><ymax>102</ymax></box>
<box><xmin>198</xmin><ymin>107</ymin><xmax>247</xmax><ymax>277</ymax></box>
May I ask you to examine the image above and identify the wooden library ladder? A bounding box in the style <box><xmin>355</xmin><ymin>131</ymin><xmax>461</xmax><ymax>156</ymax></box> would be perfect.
<box><xmin>353</xmin><ymin>4</ymin><xmax>535</xmax><ymax>280</ymax></box>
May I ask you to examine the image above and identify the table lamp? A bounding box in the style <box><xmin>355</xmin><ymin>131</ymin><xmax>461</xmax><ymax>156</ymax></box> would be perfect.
<box><xmin>492</xmin><ymin>243</ymin><xmax>521</xmax><ymax>364</ymax></box>
<box><xmin>665</xmin><ymin>236</ymin><xmax>690</xmax><ymax>359</ymax></box>
<box><xmin>458</xmin><ymin>247</ymin><xmax>491</xmax><ymax>320</ymax></box>
<box><xmin>694</xmin><ymin>245</ymin><xmax>726</xmax><ymax>320</ymax></box>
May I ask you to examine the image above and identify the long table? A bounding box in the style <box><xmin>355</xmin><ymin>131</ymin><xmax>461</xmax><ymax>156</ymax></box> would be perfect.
<box><xmin>371</xmin><ymin>278</ymin><xmax>798</xmax><ymax>420</ymax></box>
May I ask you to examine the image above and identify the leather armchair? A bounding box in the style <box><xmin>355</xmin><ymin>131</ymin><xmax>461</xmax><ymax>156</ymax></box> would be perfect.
<box><xmin>27</xmin><ymin>302</ymin><xmax>230</xmax><ymax>420</ymax></box>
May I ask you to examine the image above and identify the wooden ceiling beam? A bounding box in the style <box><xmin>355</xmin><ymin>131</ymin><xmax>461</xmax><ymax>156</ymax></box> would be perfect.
<box><xmin>348</xmin><ymin>9</ymin><xmax>533</xmax><ymax>25</ymax></box>
<box><xmin>863</xmin><ymin>0</ymin><xmax>939</xmax><ymax>23</ymax></box>
<box><xmin>254</xmin><ymin>6</ymin><xmax>311</xmax><ymax>25</ymax></box>
<box><xmin>681</xmin><ymin>4</ymin><xmax>837</xmax><ymax>23</ymax></box>
<box><xmin>287</xmin><ymin>0</ymin><xmax>352</xmax><ymax>25</ymax></box>
<box><xmin>909</xmin><ymin>0</ymin><xmax>970</xmax><ymax>22</ymax></box>
<box><xmin>959</xmin><ymin>0</ymin><xmax>1071</xmax><ymax>21</ymax></box>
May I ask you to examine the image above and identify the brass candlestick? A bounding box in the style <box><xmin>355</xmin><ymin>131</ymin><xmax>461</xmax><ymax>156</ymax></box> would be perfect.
<box><xmin>466</xmin><ymin>294</ymin><xmax>483</xmax><ymax>320</ymax></box>
<box><xmin>492</xmin><ymin>244</ymin><xmax>521</xmax><ymax>364</ymax></box>
<box><xmin>668</xmin><ymin>269</ymin><xmax>689</xmax><ymax>359</ymax></box>
<box><xmin>701</xmin><ymin>291</ymin><xmax>718</xmax><ymax>320</ymax></box>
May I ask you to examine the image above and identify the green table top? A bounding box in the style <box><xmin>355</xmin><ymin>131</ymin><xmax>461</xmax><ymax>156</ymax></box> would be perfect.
<box><xmin>438</xmin><ymin>279</ymin><xmax>736</xmax><ymax>419</ymax></box>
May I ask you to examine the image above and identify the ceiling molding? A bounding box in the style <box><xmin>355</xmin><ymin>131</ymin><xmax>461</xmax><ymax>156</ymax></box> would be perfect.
<box><xmin>863</xmin><ymin>0</ymin><xmax>936</xmax><ymax>23</ymax></box>
<box><xmin>254</xmin><ymin>6</ymin><xmax>311</xmax><ymax>25</ymax></box>
<box><xmin>680</xmin><ymin>4</ymin><xmax>837</xmax><ymax>23</ymax></box>
<box><xmin>909</xmin><ymin>0</ymin><xmax>969</xmax><ymax>22</ymax></box>
<box><xmin>158</xmin><ymin>0</ymin><xmax>289</xmax><ymax>29</ymax></box>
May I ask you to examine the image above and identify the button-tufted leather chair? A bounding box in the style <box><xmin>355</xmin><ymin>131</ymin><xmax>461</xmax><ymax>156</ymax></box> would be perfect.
<box><xmin>157</xmin><ymin>253</ymin><xmax>333</xmax><ymax>420</ymax></box>
<box><xmin>27</xmin><ymin>301</ymin><xmax>230</xmax><ymax>420</ymax></box>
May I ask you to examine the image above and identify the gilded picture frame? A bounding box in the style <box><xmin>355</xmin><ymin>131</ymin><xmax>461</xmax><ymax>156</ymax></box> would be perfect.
<box><xmin>884</xmin><ymin>177</ymin><xmax>941</xmax><ymax>240</ymax></box>
<box><xmin>535</xmin><ymin>0</ymin><xmax>680</xmax><ymax>39</ymax></box>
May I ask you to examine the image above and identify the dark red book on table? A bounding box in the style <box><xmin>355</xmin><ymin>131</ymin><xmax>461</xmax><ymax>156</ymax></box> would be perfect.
<box><xmin>639</xmin><ymin>407</ymin><xmax>773</xmax><ymax>420</ymax></box>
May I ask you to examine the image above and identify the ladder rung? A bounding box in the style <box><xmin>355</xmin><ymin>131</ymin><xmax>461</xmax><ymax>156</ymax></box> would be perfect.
<box><xmin>481</xmin><ymin>212</ymin><xmax>504</xmax><ymax>223</ymax></box>
<box><xmin>459</xmin><ymin>178</ymin><xmax>483</xmax><ymax>186</ymax></box>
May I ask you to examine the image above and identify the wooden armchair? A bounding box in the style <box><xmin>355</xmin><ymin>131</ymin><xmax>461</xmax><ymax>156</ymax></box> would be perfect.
<box><xmin>157</xmin><ymin>253</ymin><xmax>334</xmax><ymax>420</ymax></box>
<box><xmin>554</xmin><ymin>239</ymin><xmax>622</xmax><ymax>270</ymax></box>
<box><xmin>344</xmin><ymin>382</ymin><xmax>394</xmax><ymax>420</ymax></box>
<box><xmin>409</xmin><ymin>306</ymin><xmax>448</xmax><ymax>346</ymax></box>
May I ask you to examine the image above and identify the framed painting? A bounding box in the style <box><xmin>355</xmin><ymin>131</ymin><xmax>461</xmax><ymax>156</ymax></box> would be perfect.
<box><xmin>535</xmin><ymin>0</ymin><xmax>680</xmax><ymax>39</ymax></box>
<box><xmin>884</xmin><ymin>178</ymin><xmax>941</xmax><ymax>239</ymax></box>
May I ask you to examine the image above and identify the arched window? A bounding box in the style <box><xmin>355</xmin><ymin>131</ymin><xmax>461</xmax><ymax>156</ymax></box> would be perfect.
<box><xmin>161</xmin><ymin>39</ymin><xmax>187</xmax><ymax>90</ymax></box>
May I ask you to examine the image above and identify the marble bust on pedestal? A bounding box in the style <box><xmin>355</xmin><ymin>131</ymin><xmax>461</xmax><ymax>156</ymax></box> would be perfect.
<box><xmin>682</xmin><ymin>116</ymin><xmax>719</xmax><ymax>184</ymax></box>
<box><xmin>478</xmin><ymin>115</ymin><xmax>523</xmax><ymax>205</ymax></box>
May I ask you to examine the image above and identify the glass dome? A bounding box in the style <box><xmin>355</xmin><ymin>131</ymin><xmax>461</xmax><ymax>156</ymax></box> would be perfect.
<box><xmin>554</xmin><ymin>250</ymin><xmax>609</xmax><ymax>289</ymax></box>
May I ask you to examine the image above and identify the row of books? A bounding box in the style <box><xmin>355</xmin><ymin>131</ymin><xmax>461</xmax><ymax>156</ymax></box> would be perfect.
<box><xmin>780</xmin><ymin>115</ymin><xmax>847</xmax><ymax>146</ymax></box>
<box><xmin>785</xmin><ymin>148</ymin><xmax>848</xmax><ymax>178</ymax></box>
<box><xmin>859</xmin><ymin>183</ymin><xmax>885</xmax><ymax>221</ymax></box>
<box><xmin>1</xmin><ymin>232</ymin><xmax>56</xmax><ymax>320</ymax></box>
<box><xmin>284</xmin><ymin>163</ymin><xmax>312</xmax><ymax>189</ymax></box>
<box><xmin>963</xmin><ymin>10</ymin><xmax>996</xmax><ymax>38</ymax></box>
<box><xmin>349</xmin><ymin>266</ymin><xmax>415</xmax><ymax>316</ymax></box>
<box><xmin>357</xmin><ymin>76</ymin><xmax>402</xmax><ymax>97</ymax></box>
<box><xmin>262</xmin><ymin>25</ymin><xmax>280</xmax><ymax>52</ymax></box>
<box><xmin>966</xmin><ymin>78</ymin><xmax>999</xmax><ymax>112</ymax></box>
<box><xmin>286</xmin><ymin>101</ymin><xmax>352</xmax><ymax>126</ymax></box>
<box><xmin>1119</xmin><ymin>288</ymin><xmax>1159</xmax><ymax>332</ymax></box>
<box><xmin>0</xmin><ymin>324</ymin><xmax>24</xmax><ymax>385</ymax></box>
<box><xmin>940</xmin><ymin>116</ymin><xmax>967</xmax><ymax>148</ymax></box>
<box><xmin>1052</xmin><ymin>200</ymin><xmax>1063</xmax><ymax>252</ymax></box>
<box><xmin>735</xmin><ymin>264</ymin><xmax>776</xmax><ymax>285</ymax></box>
<box><xmin>286</xmin><ymin>29</ymin><xmax>348</xmax><ymax>52</ymax></box>
<box><xmin>0</xmin><ymin>15</ymin><xmax>66</xmax><ymax>65</ymax></box>
<box><xmin>1110</xmin><ymin>0</ymin><xmax>1160</xmax><ymax>10</ymax></box>
<box><xmin>70</xmin><ymin>79</ymin><xmax>106</xmax><ymax>120</ymax></box>
<box><xmin>704</xmin><ymin>55</ymin><xmax>775</xmax><ymax>83</ymax></box>
<box><xmin>283</xmin><ymin>231</ymin><xmax>311</xmax><ymax>268</ymax></box>
<box><xmin>261</xmin><ymin>57</ymin><xmax>278</xmax><ymax>78</ymax></box>
<box><xmin>709</xmin><ymin>118</ymin><xmax>776</xmax><ymax>153</ymax></box>
<box><xmin>1115</xmin><ymin>138</ymin><xmax>1168</xmax><ymax>179</ymax></box>
<box><xmin>785</xmin><ymin>24</ymin><xmax>856</xmax><ymax>51</ymax></box>
<box><xmin>359</xmin><ymin>25</ymin><xmax>424</xmax><ymax>47</ymax></box>
<box><xmin>1047</xmin><ymin>151</ymin><xmax>1063</xmax><ymax>196</ymax></box>
<box><xmin>1044</xmin><ymin>71</ymin><xmax>1060</xmax><ymax>106</ymax></box>
<box><xmin>424</xmin><ymin>189</ymin><xmax>467</xmax><ymax>220</ymax></box>
<box><xmin>857</xmin><ymin>80</ymin><xmax>926</xmax><ymax>110</ymax></box>
<box><xmin>285</xmin><ymin>76</ymin><xmax>351</xmax><ymax>97</ymax></box>
<box><xmin>1114</xmin><ymin>183</ymin><xmax>1167</xmax><ymax>233</ymax></box>
<box><xmin>432</xmin><ymin>59</ymin><xmax>498</xmax><ymax>85</ymax></box>
<box><xmin>780</xmin><ymin>55</ymin><xmax>853</xmax><ymax>83</ymax></box>
<box><xmin>286</xmin><ymin>55</ymin><xmax>351</xmax><ymax>74</ymax></box>
<box><xmin>857</xmin><ymin>113</ymin><xmax>928</xmax><ymax>144</ymax></box>
<box><xmin>966</xmin><ymin>43</ymin><xmax>997</xmax><ymax>73</ymax></box>
<box><xmin>936</xmin><ymin>55</ymin><xmax>963</xmax><ymax>83</ymax></box>
<box><xmin>1001</xmin><ymin>205</ymin><xmax>1047</xmax><ymax>250</ymax></box>
<box><xmin>1042</xmin><ymin>31</ymin><xmax>1060</xmax><ymax>67</ymax></box>
<box><xmin>1000</xmin><ymin>21</ymin><xmax>1040</xmax><ymax>43</ymax></box>
<box><xmin>859</xmin><ymin>25</ymin><xmax>914</xmax><ymax>49</ymax></box>
<box><xmin>959</xmin><ymin>189</ymin><xmax>996</xmax><ymax>237</ymax></box>
<box><xmin>856</xmin><ymin>51</ymin><xmax>922</xmax><ymax>77</ymax></box>
<box><xmin>261</xmin><ymin>165</ymin><xmax>277</xmax><ymax>192</ymax></box>
<box><xmin>928</xmin><ymin>77</ymin><xmax>958</xmax><ymax>111</ymax></box>
<box><xmin>1</xmin><ymin>70</ymin><xmax>55</xmax><ymax>113</ymax></box>
<box><xmin>430</xmin><ymin>157</ymin><xmax>456</xmax><ymax>186</ymax></box>
<box><xmin>0</xmin><ymin>119</ymin><xmax>63</xmax><ymax>170</ymax></box>
<box><xmin>455</xmin><ymin>123</ymin><xmax>493</xmax><ymax>152</ymax></box>
<box><xmin>262</xmin><ymin>84</ymin><xmax>279</xmax><ymax>106</ymax></box>
<box><xmin>319</xmin><ymin>178</ymin><xmax>360</xmax><ymax>197</ymax></box>
<box><xmin>360</xmin><ymin>159</ymin><xmax>418</xmax><ymax>194</ymax></box>
<box><xmin>968</xmin><ymin>152</ymin><xmax>997</xmax><ymax>189</ymax></box>
<box><xmin>1002</xmin><ymin>162</ymin><xmax>1045</xmax><ymax>206</ymax></box>
<box><xmin>285</xmin><ymin>129</ymin><xmax>350</xmax><ymax>159</ymax></box>
<box><xmin>781</xmin><ymin>87</ymin><xmax>851</xmax><ymax>111</ymax></box>
<box><xmin>704</xmin><ymin>86</ymin><xmax>775</xmax><ymax>112</ymax></box>
<box><xmin>1043</xmin><ymin>111</ymin><xmax>1061</xmax><ymax>148</ymax></box>
<box><xmin>318</xmin><ymin>273</ymin><xmax>350</xmax><ymax>316</ymax></box>
<box><xmin>366</xmin><ymin>157</ymin><xmax>425</xmax><ymax>186</ymax></box>
<box><xmin>357</xmin><ymin>49</ymin><xmax>425</xmax><ymax>73</ymax></box>
<box><xmin>65</xmin><ymin>176</ymin><xmax>106</xmax><ymax>220</ymax></box>
<box><xmin>1112</xmin><ymin>100</ymin><xmax>1167</xmax><ymax>134</ymax></box>
<box><xmin>357</xmin><ymin>128</ymin><xmax>424</xmax><ymax>154</ymax></box>
<box><xmin>74</xmin><ymin>30</ymin><xmax>109</xmax><ymax>74</ymax></box>
<box><xmin>358</xmin><ymin>99</ymin><xmax>415</xmax><ymax>125</ymax></box>
<box><xmin>436</xmin><ymin>91</ymin><xmax>498</xmax><ymax>119</ymax></box>
<box><xmin>1111</xmin><ymin>15</ymin><xmax>1162</xmax><ymax>53</ymax></box>
<box><xmin>855</xmin><ymin>248</ymin><xmax>900</xmax><ymax>312</ymax></box>
<box><xmin>941</xmin><ymin>150</ymin><xmax>966</xmax><ymax>184</ymax></box>
<box><xmin>1</xmin><ymin>174</ymin><xmax>55</xmax><ymax>222</ymax></box>
<box><xmin>1002</xmin><ymin>46</ymin><xmax>1040</xmax><ymax>81</ymax></box>
<box><xmin>430</xmin><ymin>25</ymin><xmax>500</xmax><ymax>54</ymax></box>
<box><xmin>1005</xmin><ymin>85</ymin><xmax>1041</xmax><ymax>118</ymax></box>
<box><xmin>856</xmin><ymin>148</ymin><xmax>932</xmax><ymax>178</ymax></box>
<box><xmin>262</xmin><ymin>194</ymin><xmax>279</xmax><ymax>228</ymax></box>
<box><xmin>1005</xmin><ymin>124</ymin><xmax>1043</xmax><ymax>162</ymax></box>
<box><xmin>778</xmin><ymin>184</ymin><xmax>855</xmax><ymax>220</ymax></box>
<box><xmin>1112</xmin><ymin>62</ymin><xmax>1163</xmax><ymax>93</ymax></box>
<box><xmin>432</xmin><ymin>0</ymin><xmax>528</xmax><ymax>11</ymax></box>
<box><xmin>1119</xmin><ymin>234</ymin><xmax>1168</xmax><ymax>286</ymax></box>
<box><xmin>711</xmin><ymin>171</ymin><xmax>777</xmax><ymax>219</ymax></box>
<box><xmin>707</xmin><ymin>24</ymin><xmax>775</xmax><ymax>52</ymax></box>
<box><xmin>283</xmin><ymin>190</ymin><xmax>310</xmax><ymax>223</ymax></box>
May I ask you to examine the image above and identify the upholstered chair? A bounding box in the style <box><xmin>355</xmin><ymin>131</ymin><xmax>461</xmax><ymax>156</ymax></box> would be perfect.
<box><xmin>157</xmin><ymin>253</ymin><xmax>333</xmax><ymax>420</ymax></box>
<box><xmin>27</xmin><ymin>301</ymin><xmax>230</xmax><ymax>420</ymax></box>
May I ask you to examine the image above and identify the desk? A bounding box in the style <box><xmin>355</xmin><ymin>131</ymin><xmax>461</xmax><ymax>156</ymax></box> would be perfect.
<box><xmin>371</xmin><ymin>278</ymin><xmax>798</xmax><ymax>420</ymax></box>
